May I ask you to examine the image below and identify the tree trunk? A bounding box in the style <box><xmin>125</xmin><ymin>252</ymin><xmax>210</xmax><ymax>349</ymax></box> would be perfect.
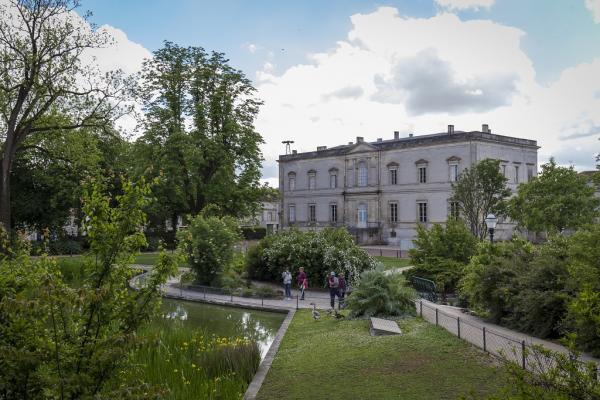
<box><xmin>0</xmin><ymin>154</ymin><xmax>12</xmax><ymax>233</ymax></box>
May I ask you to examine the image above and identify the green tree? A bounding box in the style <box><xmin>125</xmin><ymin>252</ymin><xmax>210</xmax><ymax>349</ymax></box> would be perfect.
<box><xmin>0</xmin><ymin>178</ymin><xmax>177</xmax><ymax>399</ymax></box>
<box><xmin>407</xmin><ymin>219</ymin><xmax>478</xmax><ymax>296</ymax></box>
<box><xmin>0</xmin><ymin>0</ymin><xmax>131</xmax><ymax>232</ymax></box>
<box><xmin>133</xmin><ymin>42</ymin><xmax>264</xmax><ymax>233</ymax></box>
<box><xmin>452</xmin><ymin>159</ymin><xmax>510</xmax><ymax>240</ymax></box>
<box><xmin>508</xmin><ymin>158</ymin><xmax>600</xmax><ymax>234</ymax></box>
<box><xmin>178</xmin><ymin>212</ymin><xmax>241</xmax><ymax>286</ymax></box>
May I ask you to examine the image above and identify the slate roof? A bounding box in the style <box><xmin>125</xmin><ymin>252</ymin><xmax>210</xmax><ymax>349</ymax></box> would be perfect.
<box><xmin>279</xmin><ymin>130</ymin><xmax>539</xmax><ymax>162</ymax></box>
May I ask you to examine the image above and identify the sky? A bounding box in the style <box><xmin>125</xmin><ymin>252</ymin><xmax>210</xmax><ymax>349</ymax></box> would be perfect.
<box><xmin>73</xmin><ymin>0</ymin><xmax>600</xmax><ymax>186</ymax></box>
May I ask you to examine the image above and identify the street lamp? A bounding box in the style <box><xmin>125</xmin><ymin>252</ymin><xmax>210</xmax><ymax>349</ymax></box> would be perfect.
<box><xmin>485</xmin><ymin>213</ymin><xmax>497</xmax><ymax>244</ymax></box>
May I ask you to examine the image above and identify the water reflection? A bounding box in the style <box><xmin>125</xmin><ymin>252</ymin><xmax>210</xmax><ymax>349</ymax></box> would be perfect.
<box><xmin>160</xmin><ymin>299</ymin><xmax>285</xmax><ymax>358</ymax></box>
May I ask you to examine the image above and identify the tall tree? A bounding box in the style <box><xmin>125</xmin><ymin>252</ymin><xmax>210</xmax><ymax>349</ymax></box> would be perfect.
<box><xmin>452</xmin><ymin>158</ymin><xmax>510</xmax><ymax>240</ymax></box>
<box><xmin>0</xmin><ymin>0</ymin><xmax>131</xmax><ymax>232</ymax></box>
<box><xmin>133</xmin><ymin>42</ymin><xmax>264</xmax><ymax>230</ymax></box>
<box><xmin>508</xmin><ymin>158</ymin><xmax>600</xmax><ymax>234</ymax></box>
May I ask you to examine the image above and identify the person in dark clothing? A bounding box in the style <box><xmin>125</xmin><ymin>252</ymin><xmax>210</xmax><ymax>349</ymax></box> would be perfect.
<box><xmin>338</xmin><ymin>272</ymin><xmax>347</xmax><ymax>309</ymax></box>
<box><xmin>327</xmin><ymin>271</ymin><xmax>339</xmax><ymax>309</ymax></box>
<box><xmin>297</xmin><ymin>267</ymin><xmax>307</xmax><ymax>300</ymax></box>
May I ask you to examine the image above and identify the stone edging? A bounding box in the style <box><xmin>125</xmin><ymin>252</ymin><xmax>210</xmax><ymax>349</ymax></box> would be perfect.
<box><xmin>243</xmin><ymin>308</ymin><xmax>296</xmax><ymax>400</ymax></box>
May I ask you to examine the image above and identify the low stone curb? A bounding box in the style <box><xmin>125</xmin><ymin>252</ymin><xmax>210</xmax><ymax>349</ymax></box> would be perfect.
<box><xmin>243</xmin><ymin>308</ymin><xmax>296</xmax><ymax>400</ymax></box>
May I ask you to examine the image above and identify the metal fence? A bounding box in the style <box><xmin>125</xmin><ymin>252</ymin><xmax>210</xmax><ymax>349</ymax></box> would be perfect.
<box><xmin>361</xmin><ymin>247</ymin><xmax>408</xmax><ymax>258</ymax></box>
<box><xmin>418</xmin><ymin>300</ymin><xmax>600</xmax><ymax>379</ymax></box>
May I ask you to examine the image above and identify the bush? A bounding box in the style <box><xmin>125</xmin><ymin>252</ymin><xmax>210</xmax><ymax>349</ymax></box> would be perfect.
<box><xmin>246</xmin><ymin>228</ymin><xmax>377</xmax><ymax>287</ymax></box>
<box><xmin>406</xmin><ymin>219</ymin><xmax>477</xmax><ymax>296</ymax></box>
<box><xmin>178</xmin><ymin>213</ymin><xmax>241</xmax><ymax>286</ymax></box>
<box><xmin>347</xmin><ymin>268</ymin><xmax>416</xmax><ymax>318</ymax></box>
<box><xmin>241</xmin><ymin>226</ymin><xmax>267</xmax><ymax>240</ymax></box>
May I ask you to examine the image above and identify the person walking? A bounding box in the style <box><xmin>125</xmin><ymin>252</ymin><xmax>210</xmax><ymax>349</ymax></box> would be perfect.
<box><xmin>327</xmin><ymin>271</ymin><xmax>339</xmax><ymax>309</ymax></box>
<box><xmin>282</xmin><ymin>269</ymin><xmax>292</xmax><ymax>300</ymax></box>
<box><xmin>297</xmin><ymin>267</ymin><xmax>307</xmax><ymax>300</ymax></box>
<box><xmin>338</xmin><ymin>272</ymin><xmax>347</xmax><ymax>309</ymax></box>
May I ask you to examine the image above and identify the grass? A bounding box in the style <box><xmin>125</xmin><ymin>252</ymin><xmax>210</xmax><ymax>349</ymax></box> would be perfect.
<box><xmin>375</xmin><ymin>256</ymin><xmax>412</xmax><ymax>270</ymax></box>
<box><xmin>122</xmin><ymin>319</ymin><xmax>260</xmax><ymax>400</ymax></box>
<box><xmin>257</xmin><ymin>311</ymin><xmax>507</xmax><ymax>400</ymax></box>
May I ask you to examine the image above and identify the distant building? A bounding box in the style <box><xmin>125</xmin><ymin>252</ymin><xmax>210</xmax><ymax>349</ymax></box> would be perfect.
<box><xmin>241</xmin><ymin>201</ymin><xmax>280</xmax><ymax>234</ymax></box>
<box><xmin>278</xmin><ymin>124</ymin><xmax>538</xmax><ymax>247</ymax></box>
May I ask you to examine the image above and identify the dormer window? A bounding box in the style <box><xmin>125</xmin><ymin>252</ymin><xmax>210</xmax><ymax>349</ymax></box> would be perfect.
<box><xmin>415</xmin><ymin>159</ymin><xmax>428</xmax><ymax>184</ymax></box>
<box><xmin>308</xmin><ymin>170</ymin><xmax>316</xmax><ymax>190</ymax></box>
<box><xmin>288</xmin><ymin>172</ymin><xmax>296</xmax><ymax>191</ymax></box>
<box><xmin>387</xmin><ymin>162</ymin><xmax>399</xmax><ymax>185</ymax></box>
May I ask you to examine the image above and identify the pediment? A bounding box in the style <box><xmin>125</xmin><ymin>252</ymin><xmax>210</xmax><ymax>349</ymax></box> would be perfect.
<box><xmin>346</xmin><ymin>142</ymin><xmax>377</xmax><ymax>154</ymax></box>
<box><xmin>387</xmin><ymin>161</ymin><xmax>399</xmax><ymax>168</ymax></box>
<box><xmin>446</xmin><ymin>156</ymin><xmax>461</xmax><ymax>163</ymax></box>
<box><xmin>414</xmin><ymin>158</ymin><xmax>429</xmax><ymax>165</ymax></box>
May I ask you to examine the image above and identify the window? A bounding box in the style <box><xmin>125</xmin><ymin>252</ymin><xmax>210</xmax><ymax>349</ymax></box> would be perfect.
<box><xmin>527</xmin><ymin>166</ymin><xmax>534</xmax><ymax>181</ymax></box>
<box><xmin>418</xmin><ymin>166</ymin><xmax>427</xmax><ymax>183</ymax></box>
<box><xmin>357</xmin><ymin>204</ymin><xmax>367</xmax><ymax>225</ymax></box>
<box><xmin>308</xmin><ymin>204</ymin><xmax>316</xmax><ymax>223</ymax></box>
<box><xmin>449</xmin><ymin>201</ymin><xmax>460</xmax><ymax>220</ymax></box>
<box><xmin>268</xmin><ymin>212</ymin><xmax>273</xmax><ymax>221</ymax></box>
<box><xmin>390</xmin><ymin>169</ymin><xmax>398</xmax><ymax>185</ymax></box>
<box><xmin>417</xmin><ymin>202</ymin><xmax>428</xmax><ymax>223</ymax></box>
<box><xmin>514</xmin><ymin>166</ymin><xmax>519</xmax><ymax>183</ymax></box>
<box><xmin>449</xmin><ymin>164</ymin><xmax>459</xmax><ymax>182</ymax></box>
<box><xmin>288</xmin><ymin>176</ymin><xmax>296</xmax><ymax>191</ymax></box>
<box><xmin>308</xmin><ymin>171</ymin><xmax>316</xmax><ymax>190</ymax></box>
<box><xmin>501</xmin><ymin>164</ymin><xmax>507</xmax><ymax>177</ymax></box>
<box><xmin>330</xmin><ymin>204</ymin><xmax>338</xmax><ymax>223</ymax></box>
<box><xmin>288</xmin><ymin>205</ymin><xmax>296</xmax><ymax>222</ymax></box>
<box><xmin>389</xmin><ymin>202</ymin><xmax>398</xmax><ymax>223</ymax></box>
<box><xmin>330</xmin><ymin>174</ymin><xmax>337</xmax><ymax>189</ymax></box>
<box><xmin>358</xmin><ymin>161</ymin><xmax>368</xmax><ymax>186</ymax></box>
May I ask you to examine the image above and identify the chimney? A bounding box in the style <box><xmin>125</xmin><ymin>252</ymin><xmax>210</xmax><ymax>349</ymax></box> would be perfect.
<box><xmin>317</xmin><ymin>146</ymin><xmax>327</xmax><ymax>151</ymax></box>
<box><xmin>482</xmin><ymin>124</ymin><xmax>490</xmax><ymax>133</ymax></box>
<box><xmin>376</xmin><ymin>138</ymin><xmax>382</xmax><ymax>142</ymax></box>
<box><xmin>409</xmin><ymin>133</ymin><xmax>414</xmax><ymax>137</ymax></box>
<box><xmin>292</xmin><ymin>150</ymin><xmax>297</xmax><ymax>155</ymax></box>
<box><xmin>394</xmin><ymin>131</ymin><xmax>400</xmax><ymax>140</ymax></box>
<box><xmin>348</xmin><ymin>141</ymin><xmax>353</xmax><ymax>145</ymax></box>
<box><xmin>356</xmin><ymin>136</ymin><xmax>364</xmax><ymax>143</ymax></box>
<box><xmin>448</xmin><ymin>125</ymin><xmax>454</xmax><ymax>134</ymax></box>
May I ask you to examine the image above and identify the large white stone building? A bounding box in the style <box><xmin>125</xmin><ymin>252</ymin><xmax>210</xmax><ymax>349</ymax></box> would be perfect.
<box><xmin>278</xmin><ymin>125</ymin><xmax>538</xmax><ymax>247</ymax></box>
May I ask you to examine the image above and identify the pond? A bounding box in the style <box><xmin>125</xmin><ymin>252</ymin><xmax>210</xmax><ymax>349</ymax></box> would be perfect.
<box><xmin>159</xmin><ymin>298</ymin><xmax>285</xmax><ymax>358</ymax></box>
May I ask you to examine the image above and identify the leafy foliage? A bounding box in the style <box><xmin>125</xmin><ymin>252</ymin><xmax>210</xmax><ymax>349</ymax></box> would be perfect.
<box><xmin>132</xmin><ymin>42</ymin><xmax>266</xmax><ymax>236</ymax></box>
<box><xmin>177</xmin><ymin>212</ymin><xmax>241</xmax><ymax>286</ymax></box>
<box><xmin>0</xmin><ymin>178</ymin><xmax>177</xmax><ymax>399</ymax></box>
<box><xmin>476</xmin><ymin>340</ymin><xmax>600</xmax><ymax>400</ymax></box>
<box><xmin>407</xmin><ymin>219</ymin><xmax>477</xmax><ymax>296</ymax></box>
<box><xmin>508</xmin><ymin>158</ymin><xmax>600</xmax><ymax>234</ymax></box>
<box><xmin>246</xmin><ymin>228</ymin><xmax>377</xmax><ymax>287</ymax></box>
<box><xmin>347</xmin><ymin>268</ymin><xmax>416</xmax><ymax>318</ymax></box>
<box><xmin>451</xmin><ymin>159</ymin><xmax>510</xmax><ymax>240</ymax></box>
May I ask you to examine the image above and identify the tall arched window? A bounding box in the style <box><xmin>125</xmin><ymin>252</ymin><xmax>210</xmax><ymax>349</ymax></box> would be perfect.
<box><xmin>288</xmin><ymin>172</ymin><xmax>296</xmax><ymax>191</ymax></box>
<box><xmin>357</xmin><ymin>203</ymin><xmax>367</xmax><ymax>227</ymax></box>
<box><xmin>358</xmin><ymin>161</ymin><xmax>368</xmax><ymax>187</ymax></box>
<box><xmin>308</xmin><ymin>170</ymin><xmax>316</xmax><ymax>190</ymax></box>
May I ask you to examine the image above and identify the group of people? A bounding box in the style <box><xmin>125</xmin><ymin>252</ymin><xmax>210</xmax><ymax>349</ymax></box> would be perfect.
<box><xmin>281</xmin><ymin>267</ymin><xmax>347</xmax><ymax>309</ymax></box>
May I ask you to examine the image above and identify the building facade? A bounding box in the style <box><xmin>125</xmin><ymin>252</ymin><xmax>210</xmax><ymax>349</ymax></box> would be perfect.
<box><xmin>240</xmin><ymin>201</ymin><xmax>280</xmax><ymax>234</ymax></box>
<box><xmin>278</xmin><ymin>125</ymin><xmax>538</xmax><ymax>247</ymax></box>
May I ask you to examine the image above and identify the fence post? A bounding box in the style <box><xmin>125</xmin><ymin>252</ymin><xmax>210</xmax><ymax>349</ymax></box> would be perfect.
<box><xmin>435</xmin><ymin>308</ymin><xmax>439</xmax><ymax>326</ymax></box>
<box><xmin>231</xmin><ymin>291</ymin><xmax>233</xmax><ymax>302</ymax></box>
<box><xmin>457</xmin><ymin>317</ymin><xmax>461</xmax><ymax>339</ymax></box>
<box><xmin>522</xmin><ymin>340</ymin><xmax>526</xmax><ymax>369</ymax></box>
<box><xmin>380</xmin><ymin>249</ymin><xmax>383</xmax><ymax>256</ymax></box>
<box><xmin>419</xmin><ymin>300</ymin><xmax>423</xmax><ymax>317</ymax></box>
<box><xmin>396</xmin><ymin>250</ymin><xmax>399</xmax><ymax>258</ymax></box>
<box><xmin>296</xmin><ymin>294</ymin><xmax>299</xmax><ymax>310</ymax></box>
<box><xmin>483</xmin><ymin>327</ymin><xmax>487</xmax><ymax>352</ymax></box>
<box><xmin>203</xmin><ymin>286</ymin><xmax>206</xmax><ymax>299</ymax></box>
<box><xmin>261</xmin><ymin>296</ymin><xmax>264</xmax><ymax>306</ymax></box>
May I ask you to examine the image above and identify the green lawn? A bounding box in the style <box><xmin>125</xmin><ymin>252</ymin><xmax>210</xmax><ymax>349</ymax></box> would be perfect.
<box><xmin>375</xmin><ymin>256</ymin><xmax>412</xmax><ymax>270</ymax></box>
<box><xmin>257</xmin><ymin>311</ymin><xmax>506</xmax><ymax>400</ymax></box>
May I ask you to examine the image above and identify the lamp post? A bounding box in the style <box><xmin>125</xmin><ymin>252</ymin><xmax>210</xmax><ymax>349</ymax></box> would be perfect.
<box><xmin>485</xmin><ymin>213</ymin><xmax>497</xmax><ymax>244</ymax></box>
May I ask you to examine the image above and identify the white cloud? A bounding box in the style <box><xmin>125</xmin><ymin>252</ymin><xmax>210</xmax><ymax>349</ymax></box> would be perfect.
<box><xmin>248</xmin><ymin>43</ymin><xmax>258</xmax><ymax>53</ymax></box>
<box><xmin>435</xmin><ymin>0</ymin><xmax>495</xmax><ymax>11</ymax></box>
<box><xmin>255</xmin><ymin>7</ymin><xmax>600</xmax><ymax>178</ymax></box>
<box><xmin>585</xmin><ymin>0</ymin><xmax>600</xmax><ymax>23</ymax></box>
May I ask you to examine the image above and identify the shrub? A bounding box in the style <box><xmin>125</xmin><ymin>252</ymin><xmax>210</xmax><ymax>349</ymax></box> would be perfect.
<box><xmin>178</xmin><ymin>212</ymin><xmax>241</xmax><ymax>286</ymax></box>
<box><xmin>246</xmin><ymin>228</ymin><xmax>377</xmax><ymax>287</ymax></box>
<box><xmin>347</xmin><ymin>268</ymin><xmax>417</xmax><ymax>318</ymax></box>
<box><xmin>407</xmin><ymin>219</ymin><xmax>477</xmax><ymax>296</ymax></box>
